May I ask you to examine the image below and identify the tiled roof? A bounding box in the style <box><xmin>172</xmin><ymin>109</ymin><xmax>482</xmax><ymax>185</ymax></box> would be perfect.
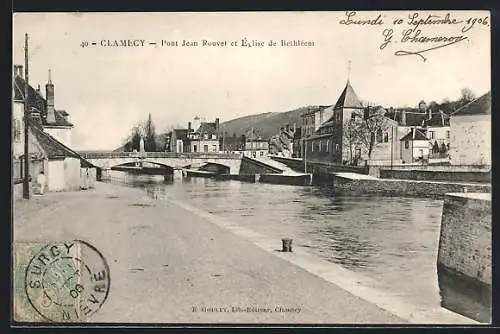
<box><xmin>334</xmin><ymin>81</ymin><xmax>363</xmax><ymax>110</ymax></box>
<box><xmin>422</xmin><ymin>111</ymin><xmax>450</xmax><ymax>127</ymax></box>
<box><xmin>385</xmin><ymin>108</ymin><xmax>427</xmax><ymax>127</ymax></box>
<box><xmin>452</xmin><ymin>92</ymin><xmax>491</xmax><ymax>116</ymax></box>
<box><xmin>13</xmin><ymin>75</ymin><xmax>73</xmax><ymax>127</ymax></box>
<box><xmin>300</xmin><ymin>105</ymin><xmax>332</xmax><ymax>117</ymax></box>
<box><xmin>196</xmin><ymin>122</ymin><xmax>217</xmax><ymax>135</ymax></box>
<box><xmin>27</xmin><ymin>119</ymin><xmax>95</xmax><ymax>167</ymax></box>
<box><xmin>316</xmin><ymin>81</ymin><xmax>364</xmax><ymax>131</ymax></box>
<box><xmin>400</xmin><ymin>128</ymin><xmax>428</xmax><ymax>141</ymax></box>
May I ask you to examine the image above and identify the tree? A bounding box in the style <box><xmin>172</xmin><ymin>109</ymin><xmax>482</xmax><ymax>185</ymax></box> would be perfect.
<box><xmin>143</xmin><ymin>113</ymin><xmax>157</xmax><ymax>152</ymax></box>
<box><xmin>130</xmin><ymin>125</ymin><xmax>141</xmax><ymax>152</ymax></box>
<box><xmin>459</xmin><ymin>88</ymin><xmax>476</xmax><ymax>106</ymax></box>
<box><xmin>343</xmin><ymin>118</ymin><xmax>358</xmax><ymax>164</ymax></box>
<box><xmin>350</xmin><ymin>106</ymin><xmax>390</xmax><ymax>162</ymax></box>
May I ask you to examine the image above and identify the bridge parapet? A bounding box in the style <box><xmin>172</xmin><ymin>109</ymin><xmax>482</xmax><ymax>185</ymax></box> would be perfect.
<box><xmin>78</xmin><ymin>151</ymin><xmax>242</xmax><ymax>160</ymax></box>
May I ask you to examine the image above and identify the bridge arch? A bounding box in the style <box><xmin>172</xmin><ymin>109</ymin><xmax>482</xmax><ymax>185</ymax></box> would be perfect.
<box><xmin>198</xmin><ymin>162</ymin><xmax>231</xmax><ymax>174</ymax></box>
<box><xmin>110</xmin><ymin>160</ymin><xmax>175</xmax><ymax>174</ymax></box>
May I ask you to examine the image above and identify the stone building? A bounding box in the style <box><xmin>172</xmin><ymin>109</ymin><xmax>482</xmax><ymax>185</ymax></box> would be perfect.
<box><xmin>12</xmin><ymin>64</ymin><xmax>95</xmax><ymax>196</ymax></box>
<box><xmin>449</xmin><ymin>92</ymin><xmax>491</xmax><ymax>166</ymax></box>
<box><xmin>400</xmin><ymin>128</ymin><xmax>431</xmax><ymax>163</ymax></box>
<box><xmin>12</xmin><ymin>65</ymin><xmax>73</xmax><ymax>157</ymax></box>
<box><xmin>304</xmin><ymin>80</ymin><xmax>364</xmax><ymax>164</ymax></box>
<box><xmin>243</xmin><ymin>128</ymin><xmax>269</xmax><ymax>158</ymax></box>
<box><xmin>188</xmin><ymin>117</ymin><xmax>220</xmax><ymax>153</ymax></box>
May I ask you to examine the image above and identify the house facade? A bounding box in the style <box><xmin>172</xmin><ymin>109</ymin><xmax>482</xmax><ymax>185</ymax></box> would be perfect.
<box><xmin>449</xmin><ymin>92</ymin><xmax>491</xmax><ymax>166</ymax></box>
<box><xmin>188</xmin><ymin>118</ymin><xmax>220</xmax><ymax>153</ymax></box>
<box><xmin>12</xmin><ymin>65</ymin><xmax>95</xmax><ymax>196</ymax></box>
<box><xmin>400</xmin><ymin>128</ymin><xmax>431</xmax><ymax>163</ymax></box>
<box><xmin>298</xmin><ymin>105</ymin><xmax>333</xmax><ymax>158</ymax></box>
<box><xmin>243</xmin><ymin>128</ymin><xmax>269</xmax><ymax>158</ymax></box>
<box><xmin>305</xmin><ymin>80</ymin><xmax>364</xmax><ymax>164</ymax></box>
<box><xmin>12</xmin><ymin>65</ymin><xmax>73</xmax><ymax>157</ymax></box>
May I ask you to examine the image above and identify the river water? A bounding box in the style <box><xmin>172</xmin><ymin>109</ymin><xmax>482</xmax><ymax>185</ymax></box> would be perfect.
<box><xmin>105</xmin><ymin>171</ymin><xmax>444</xmax><ymax>311</ymax></box>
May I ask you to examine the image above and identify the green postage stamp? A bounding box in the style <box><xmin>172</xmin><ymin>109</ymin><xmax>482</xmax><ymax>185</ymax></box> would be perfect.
<box><xmin>13</xmin><ymin>240</ymin><xmax>110</xmax><ymax>322</ymax></box>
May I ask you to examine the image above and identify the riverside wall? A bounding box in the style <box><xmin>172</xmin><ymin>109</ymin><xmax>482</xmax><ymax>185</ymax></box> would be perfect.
<box><xmin>379</xmin><ymin>169</ymin><xmax>491</xmax><ymax>183</ymax></box>
<box><xmin>332</xmin><ymin>176</ymin><xmax>490</xmax><ymax>199</ymax></box>
<box><xmin>437</xmin><ymin>193</ymin><xmax>492</xmax><ymax>323</ymax></box>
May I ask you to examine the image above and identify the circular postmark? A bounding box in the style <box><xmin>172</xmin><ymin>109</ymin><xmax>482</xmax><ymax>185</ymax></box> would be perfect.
<box><xmin>24</xmin><ymin>240</ymin><xmax>110</xmax><ymax>322</ymax></box>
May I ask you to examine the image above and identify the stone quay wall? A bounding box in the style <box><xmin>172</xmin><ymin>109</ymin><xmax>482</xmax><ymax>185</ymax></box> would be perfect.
<box><xmin>379</xmin><ymin>169</ymin><xmax>491</xmax><ymax>183</ymax></box>
<box><xmin>332</xmin><ymin>177</ymin><xmax>491</xmax><ymax>199</ymax></box>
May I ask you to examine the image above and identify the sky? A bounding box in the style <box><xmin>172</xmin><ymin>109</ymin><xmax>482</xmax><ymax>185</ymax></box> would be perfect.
<box><xmin>12</xmin><ymin>11</ymin><xmax>491</xmax><ymax>150</ymax></box>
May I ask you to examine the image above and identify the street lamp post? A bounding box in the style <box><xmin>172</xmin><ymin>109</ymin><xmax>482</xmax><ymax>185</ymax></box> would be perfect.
<box><xmin>22</xmin><ymin>33</ymin><xmax>30</xmax><ymax>200</ymax></box>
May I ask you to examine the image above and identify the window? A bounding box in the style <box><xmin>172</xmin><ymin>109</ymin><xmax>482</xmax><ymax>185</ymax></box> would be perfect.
<box><xmin>212</xmin><ymin>145</ymin><xmax>217</xmax><ymax>152</ymax></box>
<box><xmin>335</xmin><ymin>144</ymin><xmax>340</xmax><ymax>152</ymax></box>
<box><xmin>193</xmin><ymin>145</ymin><xmax>197</xmax><ymax>152</ymax></box>
<box><xmin>376</xmin><ymin>129</ymin><xmax>383</xmax><ymax>143</ymax></box>
<box><xmin>383</xmin><ymin>133</ymin><xmax>389</xmax><ymax>143</ymax></box>
<box><xmin>204</xmin><ymin>145</ymin><xmax>208</xmax><ymax>152</ymax></box>
<box><xmin>405</xmin><ymin>141</ymin><xmax>409</xmax><ymax>149</ymax></box>
<box><xmin>351</xmin><ymin>113</ymin><xmax>355</xmax><ymax>120</ymax></box>
<box><xmin>204</xmin><ymin>134</ymin><xmax>209</xmax><ymax>140</ymax></box>
<box><xmin>446</xmin><ymin>130</ymin><xmax>450</xmax><ymax>139</ymax></box>
<box><xmin>212</xmin><ymin>134</ymin><xmax>217</xmax><ymax>140</ymax></box>
<box><xmin>429</xmin><ymin>131</ymin><xmax>434</xmax><ymax>139</ymax></box>
<box><xmin>260</xmin><ymin>151</ymin><xmax>264</xmax><ymax>156</ymax></box>
<box><xmin>319</xmin><ymin>140</ymin><xmax>322</xmax><ymax>152</ymax></box>
<box><xmin>326</xmin><ymin>140</ymin><xmax>330</xmax><ymax>152</ymax></box>
<box><xmin>311</xmin><ymin>141</ymin><xmax>314</xmax><ymax>152</ymax></box>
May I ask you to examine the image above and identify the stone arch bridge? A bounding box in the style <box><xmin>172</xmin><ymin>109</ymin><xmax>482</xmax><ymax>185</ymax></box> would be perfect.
<box><xmin>77</xmin><ymin>151</ymin><xmax>242</xmax><ymax>175</ymax></box>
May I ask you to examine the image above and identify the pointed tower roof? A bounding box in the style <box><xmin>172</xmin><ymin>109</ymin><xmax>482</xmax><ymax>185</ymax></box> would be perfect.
<box><xmin>334</xmin><ymin>80</ymin><xmax>363</xmax><ymax>109</ymax></box>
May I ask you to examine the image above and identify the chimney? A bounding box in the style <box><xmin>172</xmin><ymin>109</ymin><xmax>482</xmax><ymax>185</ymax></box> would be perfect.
<box><xmin>36</xmin><ymin>84</ymin><xmax>41</xmax><ymax>94</ymax></box>
<box><xmin>14</xmin><ymin>65</ymin><xmax>23</xmax><ymax>78</ymax></box>
<box><xmin>188</xmin><ymin>121</ymin><xmax>191</xmax><ymax>131</ymax></box>
<box><xmin>45</xmin><ymin>69</ymin><xmax>56</xmax><ymax>124</ymax></box>
<box><xmin>215</xmin><ymin>118</ymin><xmax>220</xmax><ymax>132</ymax></box>
<box><xmin>401</xmin><ymin>110</ymin><xmax>406</xmax><ymax>126</ymax></box>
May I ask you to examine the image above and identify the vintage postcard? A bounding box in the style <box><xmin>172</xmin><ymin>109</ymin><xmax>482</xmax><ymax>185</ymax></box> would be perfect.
<box><xmin>12</xmin><ymin>11</ymin><xmax>491</xmax><ymax>325</ymax></box>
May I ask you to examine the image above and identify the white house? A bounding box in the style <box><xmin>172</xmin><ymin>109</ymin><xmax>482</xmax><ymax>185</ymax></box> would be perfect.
<box><xmin>449</xmin><ymin>92</ymin><xmax>491</xmax><ymax>166</ymax></box>
<box><xmin>400</xmin><ymin>128</ymin><xmax>430</xmax><ymax>163</ymax></box>
<box><xmin>243</xmin><ymin>128</ymin><xmax>269</xmax><ymax>158</ymax></box>
<box><xmin>188</xmin><ymin>118</ymin><xmax>220</xmax><ymax>153</ymax></box>
<box><xmin>12</xmin><ymin>65</ymin><xmax>96</xmax><ymax>197</ymax></box>
<box><xmin>12</xmin><ymin>65</ymin><xmax>74</xmax><ymax>158</ymax></box>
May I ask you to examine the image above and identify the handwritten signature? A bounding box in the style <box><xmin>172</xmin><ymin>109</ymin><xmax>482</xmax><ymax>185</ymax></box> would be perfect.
<box><xmin>394</xmin><ymin>37</ymin><xmax>468</xmax><ymax>62</ymax></box>
<box><xmin>339</xmin><ymin>11</ymin><xmax>488</xmax><ymax>62</ymax></box>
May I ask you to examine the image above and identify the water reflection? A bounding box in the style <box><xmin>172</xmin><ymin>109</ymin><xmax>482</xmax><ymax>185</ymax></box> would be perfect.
<box><xmin>105</xmin><ymin>171</ymin><xmax>444</xmax><ymax>310</ymax></box>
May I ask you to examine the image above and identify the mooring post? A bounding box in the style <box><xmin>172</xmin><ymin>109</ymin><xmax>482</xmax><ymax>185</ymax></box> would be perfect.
<box><xmin>282</xmin><ymin>238</ymin><xmax>293</xmax><ymax>252</ymax></box>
